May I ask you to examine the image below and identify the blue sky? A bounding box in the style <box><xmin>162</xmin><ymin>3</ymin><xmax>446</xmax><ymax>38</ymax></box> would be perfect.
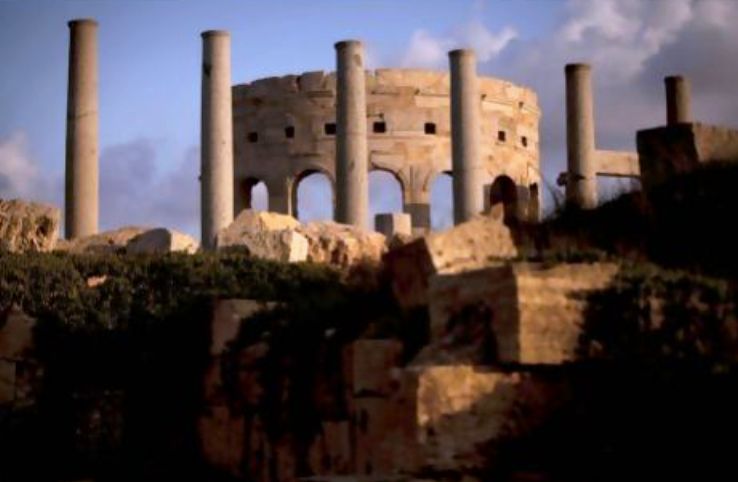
<box><xmin>1</xmin><ymin>0</ymin><xmax>737</xmax><ymax>237</ymax></box>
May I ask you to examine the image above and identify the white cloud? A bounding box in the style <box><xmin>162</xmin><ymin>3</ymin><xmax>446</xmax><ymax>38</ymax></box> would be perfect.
<box><xmin>0</xmin><ymin>131</ymin><xmax>51</xmax><ymax>202</ymax></box>
<box><xmin>555</xmin><ymin>0</ymin><xmax>693</xmax><ymax>81</ymax></box>
<box><xmin>465</xmin><ymin>22</ymin><xmax>517</xmax><ymax>63</ymax></box>
<box><xmin>402</xmin><ymin>29</ymin><xmax>454</xmax><ymax>68</ymax></box>
<box><xmin>402</xmin><ymin>21</ymin><xmax>517</xmax><ymax>68</ymax></box>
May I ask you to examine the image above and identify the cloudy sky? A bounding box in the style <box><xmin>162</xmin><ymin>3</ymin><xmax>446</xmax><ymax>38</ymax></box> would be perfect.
<box><xmin>1</xmin><ymin>0</ymin><xmax>737</xmax><ymax>238</ymax></box>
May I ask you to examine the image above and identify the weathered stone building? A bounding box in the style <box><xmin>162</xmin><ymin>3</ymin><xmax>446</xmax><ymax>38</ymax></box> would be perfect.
<box><xmin>232</xmin><ymin>68</ymin><xmax>542</xmax><ymax>232</ymax></box>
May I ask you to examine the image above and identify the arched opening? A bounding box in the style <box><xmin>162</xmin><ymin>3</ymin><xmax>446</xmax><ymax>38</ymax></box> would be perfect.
<box><xmin>489</xmin><ymin>175</ymin><xmax>518</xmax><ymax>224</ymax></box>
<box><xmin>293</xmin><ymin>170</ymin><xmax>334</xmax><ymax>223</ymax></box>
<box><xmin>430</xmin><ymin>171</ymin><xmax>453</xmax><ymax>231</ymax></box>
<box><xmin>369</xmin><ymin>170</ymin><xmax>404</xmax><ymax>230</ymax></box>
<box><xmin>236</xmin><ymin>177</ymin><xmax>268</xmax><ymax>215</ymax></box>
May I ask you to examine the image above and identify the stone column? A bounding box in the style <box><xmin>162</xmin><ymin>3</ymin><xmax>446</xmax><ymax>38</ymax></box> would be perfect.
<box><xmin>201</xmin><ymin>30</ymin><xmax>234</xmax><ymax>249</ymax></box>
<box><xmin>65</xmin><ymin>19</ymin><xmax>99</xmax><ymax>239</ymax></box>
<box><xmin>449</xmin><ymin>49</ymin><xmax>484</xmax><ymax>224</ymax></box>
<box><xmin>404</xmin><ymin>189</ymin><xmax>431</xmax><ymax>234</ymax></box>
<box><xmin>335</xmin><ymin>40</ymin><xmax>368</xmax><ymax>228</ymax></box>
<box><xmin>565</xmin><ymin>63</ymin><xmax>597</xmax><ymax>209</ymax></box>
<box><xmin>665</xmin><ymin>75</ymin><xmax>692</xmax><ymax>125</ymax></box>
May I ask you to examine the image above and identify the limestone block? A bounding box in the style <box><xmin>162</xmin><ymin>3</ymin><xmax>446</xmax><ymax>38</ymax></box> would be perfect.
<box><xmin>236</xmin><ymin>342</ymin><xmax>270</xmax><ymax>406</ymax></box>
<box><xmin>344</xmin><ymin>339</ymin><xmax>402</xmax><ymax>397</ymax></box>
<box><xmin>210</xmin><ymin>299</ymin><xmax>276</xmax><ymax>356</ymax></box>
<box><xmin>215</xmin><ymin>210</ymin><xmax>307</xmax><ymax>262</ymax></box>
<box><xmin>0</xmin><ymin>306</ymin><xmax>36</xmax><ymax>361</ymax></box>
<box><xmin>0</xmin><ymin>359</ymin><xmax>15</xmax><ymax>404</ymax></box>
<box><xmin>297</xmin><ymin>221</ymin><xmax>387</xmax><ymax>269</ymax></box>
<box><xmin>218</xmin><ymin>209</ymin><xmax>301</xmax><ymax>238</ymax></box>
<box><xmin>399</xmin><ymin>365</ymin><xmax>565</xmax><ymax>473</ymax></box>
<box><xmin>384</xmin><ymin>215</ymin><xmax>518</xmax><ymax>308</ymax></box>
<box><xmin>198</xmin><ymin>405</ymin><xmax>244</xmax><ymax>476</ymax></box>
<box><xmin>353</xmin><ymin>397</ymin><xmax>397</xmax><ymax>475</ymax></box>
<box><xmin>0</xmin><ymin>199</ymin><xmax>60</xmax><ymax>252</ymax></box>
<box><xmin>307</xmin><ymin>420</ymin><xmax>353</xmax><ymax>475</ymax></box>
<box><xmin>299</xmin><ymin>71</ymin><xmax>329</xmax><ymax>92</ymax></box>
<box><xmin>374</xmin><ymin>213</ymin><xmax>412</xmax><ymax>238</ymax></box>
<box><xmin>55</xmin><ymin>226</ymin><xmax>148</xmax><ymax>254</ymax></box>
<box><xmin>126</xmin><ymin>227</ymin><xmax>199</xmax><ymax>254</ymax></box>
<box><xmin>637</xmin><ymin>122</ymin><xmax>738</xmax><ymax>189</ymax></box>
<box><xmin>218</xmin><ymin>228</ymin><xmax>309</xmax><ymax>263</ymax></box>
<box><xmin>428</xmin><ymin>262</ymin><xmax>619</xmax><ymax>365</ymax></box>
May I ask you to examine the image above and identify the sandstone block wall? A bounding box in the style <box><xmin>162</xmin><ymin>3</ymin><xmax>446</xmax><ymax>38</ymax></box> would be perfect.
<box><xmin>637</xmin><ymin>122</ymin><xmax>738</xmax><ymax>189</ymax></box>
<box><xmin>233</xmin><ymin>69</ymin><xmax>541</xmax><ymax>228</ymax></box>
<box><xmin>428</xmin><ymin>262</ymin><xmax>620</xmax><ymax>365</ymax></box>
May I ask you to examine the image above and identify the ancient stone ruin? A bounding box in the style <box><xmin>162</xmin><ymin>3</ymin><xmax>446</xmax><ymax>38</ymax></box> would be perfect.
<box><xmin>2</xmin><ymin>15</ymin><xmax>738</xmax><ymax>482</ymax></box>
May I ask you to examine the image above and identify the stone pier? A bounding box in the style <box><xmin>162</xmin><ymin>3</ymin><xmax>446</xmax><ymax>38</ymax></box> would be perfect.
<box><xmin>449</xmin><ymin>49</ymin><xmax>484</xmax><ymax>224</ymax></box>
<box><xmin>565</xmin><ymin>63</ymin><xmax>597</xmax><ymax>209</ymax></box>
<box><xmin>65</xmin><ymin>19</ymin><xmax>99</xmax><ymax>239</ymax></box>
<box><xmin>201</xmin><ymin>30</ymin><xmax>234</xmax><ymax>250</ymax></box>
<box><xmin>334</xmin><ymin>40</ymin><xmax>369</xmax><ymax>229</ymax></box>
<box><xmin>665</xmin><ymin>75</ymin><xmax>692</xmax><ymax>125</ymax></box>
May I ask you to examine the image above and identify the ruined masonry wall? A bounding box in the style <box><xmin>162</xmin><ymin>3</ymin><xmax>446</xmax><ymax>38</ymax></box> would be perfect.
<box><xmin>233</xmin><ymin>69</ymin><xmax>541</xmax><ymax>222</ymax></box>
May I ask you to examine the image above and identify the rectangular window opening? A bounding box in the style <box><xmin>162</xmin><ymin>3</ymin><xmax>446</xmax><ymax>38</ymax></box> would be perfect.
<box><xmin>248</xmin><ymin>132</ymin><xmax>258</xmax><ymax>143</ymax></box>
<box><xmin>285</xmin><ymin>126</ymin><xmax>295</xmax><ymax>139</ymax></box>
<box><xmin>424</xmin><ymin>122</ymin><xmax>436</xmax><ymax>135</ymax></box>
<box><xmin>324</xmin><ymin>123</ymin><xmax>336</xmax><ymax>135</ymax></box>
<box><xmin>373</xmin><ymin>121</ymin><xmax>387</xmax><ymax>134</ymax></box>
<box><xmin>498</xmin><ymin>130</ymin><xmax>507</xmax><ymax>142</ymax></box>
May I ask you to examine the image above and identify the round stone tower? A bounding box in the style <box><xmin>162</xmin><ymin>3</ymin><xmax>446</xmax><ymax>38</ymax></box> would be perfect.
<box><xmin>232</xmin><ymin>68</ymin><xmax>541</xmax><ymax>231</ymax></box>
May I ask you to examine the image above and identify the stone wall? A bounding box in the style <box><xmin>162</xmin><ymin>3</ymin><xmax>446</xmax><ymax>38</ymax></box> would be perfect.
<box><xmin>233</xmin><ymin>69</ymin><xmax>541</xmax><ymax>228</ymax></box>
<box><xmin>637</xmin><ymin>122</ymin><xmax>738</xmax><ymax>189</ymax></box>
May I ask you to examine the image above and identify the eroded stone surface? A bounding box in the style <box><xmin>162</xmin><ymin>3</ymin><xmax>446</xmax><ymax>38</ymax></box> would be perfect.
<box><xmin>298</xmin><ymin>221</ymin><xmax>387</xmax><ymax>269</ymax></box>
<box><xmin>220</xmin><ymin>228</ymin><xmax>309</xmax><ymax>263</ymax></box>
<box><xmin>55</xmin><ymin>226</ymin><xmax>148</xmax><ymax>254</ymax></box>
<box><xmin>216</xmin><ymin>210</ymin><xmax>300</xmax><ymax>243</ymax></box>
<box><xmin>126</xmin><ymin>228</ymin><xmax>199</xmax><ymax>254</ymax></box>
<box><xmin>428</xmin><ymin>262</ymin><xmax>620</xmax><ymax>364</ymax></box>
<box><xmin>384</xmin><ymin>215</ymin><xmax>518</xmax><ymax>308</ymax></box>
<box><xmin>637</xmin><ymin>122</ymin><xmax>738</xmax><ymax>189</ymax></box>
<box><xmin>0</xmin><ymin>199</ymin><xmax>60</xmax><ymax>252</ymax></box>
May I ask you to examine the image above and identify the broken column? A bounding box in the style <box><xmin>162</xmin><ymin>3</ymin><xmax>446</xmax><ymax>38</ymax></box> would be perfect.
<box><xmin>449</xmin><ymin>49</ymin><xmax>484</xmax><ymax>224</ymax></box>
<box><xmin>201</xmin><ymin>30</ymin><xmax>234</xmax><ymax>249</ymax></box>
<box><xmin>404</xmin><ymin>188</ymin><xmax>431</xmax><ymax>234</ymax></box>
<box><xmin>665</xmin><ymin>75</ymin><xmax>692</xmax><ymax>125</ymax></box>
<box><xmin>565</xmin><ymin>63</ymin><xmax>597</xmax><ymax>209</ymax></box>
<box><xmin>65</xmin><ymin>19</ymin><xmax>99</xmax><ymax>239</ymax></box>
<box><xmin>335</xmin><ymin>40</ymin><xmax>369</xmax><ymax>229</ymax></box>
<box><xmin>375</xmin><ymin>212</ymin><xmax>412</xmax><ymax>238</ymax></box>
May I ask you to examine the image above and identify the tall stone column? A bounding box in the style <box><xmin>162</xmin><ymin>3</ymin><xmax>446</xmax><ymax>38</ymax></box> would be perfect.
<box><xmin>334</xmin><ymin>40</ymin><xmax>368</xmax><ymax>228</ymax></box>
<box><xmin>665</xmin><ymin>75</ymin><xmax>692</xmax><ymax>125</ymax></box>
<box><xmin>449</xmin><ymin>49</ymin><xmax>484</xmax><ymax>224</ymax></box>
<box><xmin>201</xmin><ymin>30</ymin><xmax>234</xmax><ymax>249</ymax></box>
<box><xmin>65</xmin><ymin>19</ymin><xmax>99</xmax><ymax>239</ymax></box>
<box><xmin>565</xmin><ymin>63</ymin><xmax>597</xmax><ymax>209</ymax></box>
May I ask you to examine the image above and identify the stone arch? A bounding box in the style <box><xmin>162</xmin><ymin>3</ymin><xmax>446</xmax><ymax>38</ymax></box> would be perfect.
<box><xmin>235</xmin><ymin>177</ymin><xmax>269</xmax><ymax>215</ymax></box>
<box><xmin>489</xmin><ymin>175</ymin><xmax>519</xmax><ymax>223</ymax></box>
<box><xmin>292</xmin><ymin>168</ymin><xmax>335</xmax><ymax>222</ymax></box>
<box><xmin>430</xmin><ymin>170</ymin><xmax>453</xmax><ymax>231</ymax></box>
<box><xmin>369</xmin><ymin>168</ymin><xmax>405</xmax><ymax>226</ymax></box>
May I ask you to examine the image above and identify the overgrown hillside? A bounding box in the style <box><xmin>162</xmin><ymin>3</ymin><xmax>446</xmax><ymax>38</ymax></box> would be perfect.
<box><xmin>542</xmin><ymin>162</ymin><xmax>738</xmax><ymax>279</ymax></box>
